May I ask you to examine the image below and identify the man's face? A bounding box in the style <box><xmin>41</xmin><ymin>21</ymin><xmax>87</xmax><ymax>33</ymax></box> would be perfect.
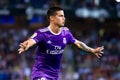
<box><xmin>50</xmin><ymin>10</ymin><xmax>65</xmax><ymax>27</ymax></box>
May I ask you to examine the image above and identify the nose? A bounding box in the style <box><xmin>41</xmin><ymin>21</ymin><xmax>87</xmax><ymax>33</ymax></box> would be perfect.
<box><xmin>63</xmin><ymin>17</ymin><xmax>65</xmax><ymax>21</ymax></box>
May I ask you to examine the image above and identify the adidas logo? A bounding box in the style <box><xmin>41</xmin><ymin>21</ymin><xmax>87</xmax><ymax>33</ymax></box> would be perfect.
<box><xmin>47</xmin><ymin>40</ymin><xmax>52</xmax><ymax>44</ymax></box>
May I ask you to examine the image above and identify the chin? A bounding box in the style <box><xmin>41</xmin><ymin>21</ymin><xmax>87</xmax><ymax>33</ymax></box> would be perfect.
<box><xmin>58</xmin><ymin>25</ymin><xmax>63</xmax><ymax>27</ymax></box>
<box><xmin>58</xmin><ymin>23</ymin><xmax>65</xmax><ymax>27</ymax></box>
<box><xmin>61</xmin><ymin>24</ymin><xmax>65</xmax><ymax>27</ymax></box>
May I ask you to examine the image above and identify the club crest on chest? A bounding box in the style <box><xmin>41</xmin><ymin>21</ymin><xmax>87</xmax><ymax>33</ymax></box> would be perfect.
<box><xmin>63</xmin><ymin>37</ymin><xmax>67</xmax><ymax>44</ymax></box>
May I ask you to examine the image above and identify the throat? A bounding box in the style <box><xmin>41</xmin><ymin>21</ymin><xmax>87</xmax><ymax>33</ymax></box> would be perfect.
<box><xmin>52</xmin><ymin>27</ymin><xmax>60</xmax><ymax>33</ymax></box>
<box><xmin>48</xmin><ymin>26</ymin><xmax>61</xmax><ymax>35</ymax></box>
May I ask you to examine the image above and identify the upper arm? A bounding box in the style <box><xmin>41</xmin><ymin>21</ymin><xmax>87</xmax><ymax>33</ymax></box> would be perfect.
<box><xmin>30</xmin><ymin>30</ymin><xmax>43</xmax><ymax>43</ymax></box>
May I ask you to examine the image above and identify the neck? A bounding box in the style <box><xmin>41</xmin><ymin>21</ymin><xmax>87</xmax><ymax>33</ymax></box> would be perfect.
<box><xmin>49</xmin><ymin>23</ymin><xmax>60</xmax><ymax>34</ymax></box>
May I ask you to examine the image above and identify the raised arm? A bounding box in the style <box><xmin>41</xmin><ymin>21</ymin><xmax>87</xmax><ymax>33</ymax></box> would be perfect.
<box><xmin>74</xmin><ymin>40</ymin><xmax>104</xmax><ymax>58</ymax></box>
<box><xmin>18</xmin><ymin>39</ymin><xmax>36</xmax><ymax>54</ymax></box>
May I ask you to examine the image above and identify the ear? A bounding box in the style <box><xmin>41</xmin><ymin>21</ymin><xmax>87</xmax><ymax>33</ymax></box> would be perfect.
<box><xmin>50</xmin><ymin>16</ymin><xmax>54</xmax><ymax>21</ymax></box>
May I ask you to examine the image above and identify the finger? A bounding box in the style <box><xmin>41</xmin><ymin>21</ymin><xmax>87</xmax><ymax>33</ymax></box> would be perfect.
<box><xmin>96</xmin><ymin>47</ymin><xmax>104</xmax><ymax>53</ymax></box>
<box><xmin>100</xmin><ymin>47</ymin><xmax>104</xmax><ymax>51</ymax></box>
<box><xmin>100</xmin><ymin>51</ymin><xmax>104</xmax><ymax>54</ymax></box>
<box><xmin>18</xmin><ymin>48</ymin><xmax>23</xmax><ymax>52</ymax></box>
<box><xmin>20</xmin><ymin>43</ymin><xmax>26</xmax><ymax>47</ymax></box>
<box><xmin>96</xmin><ymin>52</ymin><xmax>103</xmax><ymax>57</ymax></box>
<box><xmin>96</xmin><ymin>54</ymin><xmax>100</xmax><ymax>59</ymax></box>
<box><xmin>19</xmin><ymin>44</ymin><xmax>24</xmax><ymax>48</ymax></box>
<box><xmin>95</xmin><ymin>53</ymin><xmax>103</xmax><ymax>58</ymax></box>
<box><xmin>99</xmin><ymin>47</ymin><xmax>104</xmax><ymax>51</ymax></box>
<box><xmin>18</xmin><ymin>48</ymin><xmax>24</xmax><ymax>54</ymax></box>
<box><xmin>19</xmin><ymin>50</ymin><xmax>23</xmax><ymax>54</ymax></box>
<box><xmin>19</xmin><ymin>43</ymin><xmax>25</xmax><ymax>47</ymax></box>
<box><xmin>18</xmin><ymin>50</ymin><xmax>23</xmax><ymax>54</ymax></box>
<box><xmin>100</xmin><ymin>46</ymin><xmax>104</xmax><ymax>50</ymax></box>
<box><xmin>18</xmin><ymin>50</ymin><xmax>22</xmax><ymax>54</ymax></box>
<box><xmin>18</xmin><ymin>49</ymin><xmax>23</xmax><ymax>53</ymax></box>
<box><xmin>101</xmin><ymin>46</ymin><xmax>104</xmax><ymax>48</ymax></box>
<box><xmin>98</xmin><ymin>53</ymin><xmax>102</xmax><ymax>56</ymax></box>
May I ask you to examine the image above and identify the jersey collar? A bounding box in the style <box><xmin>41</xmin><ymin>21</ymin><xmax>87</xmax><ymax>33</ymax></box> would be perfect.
<box><xmin>48</xmin><ymin>26</ymin><xmax>61</xmax><ymax>35</ymax></box>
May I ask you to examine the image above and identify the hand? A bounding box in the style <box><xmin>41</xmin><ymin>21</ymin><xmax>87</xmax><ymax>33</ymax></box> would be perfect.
<box><xmin>18</xmin><ymin>41</ymin><xmax>28</xmax><ymax>54</ymax></box>
<box><xmin>92</xmin><ymin>46</ymin><xmax>104</xmax><ymax>58</ymax></box>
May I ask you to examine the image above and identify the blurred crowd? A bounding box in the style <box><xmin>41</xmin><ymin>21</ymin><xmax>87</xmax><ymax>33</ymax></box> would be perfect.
<box><xmin>0</xmin><ymin>0</ymin><xmax>120</xmax><ymax>80</ymax></box>
<box><xmin>0</xmin><ymin>0</ymin><xmax>119</xmax><ymax>18</ymax></box>
<box><xmin>0</xmin><ymin>28</ymin><xmax>33</xmax><ymax>80</ymax></box>
<box><xmin>0</xmin><ymin>21</ymin><xmax>120</xmax><ymax>80</ymax></box>
<box><xmin>0</xmin><ymin>0</ymin><xmax>117</xmax><ymax>9</ymax></box>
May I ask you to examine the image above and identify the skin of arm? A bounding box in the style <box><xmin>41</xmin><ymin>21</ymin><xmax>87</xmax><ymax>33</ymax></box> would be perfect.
<box><xmin>74</xmin><ymin>40</ymin><xmax>104</xmax><ymax>58</ymax></box>
<box><xmin>18</xmin><ymin>39</ymin><xmax>36</xmax><ymax>54</ymax></box>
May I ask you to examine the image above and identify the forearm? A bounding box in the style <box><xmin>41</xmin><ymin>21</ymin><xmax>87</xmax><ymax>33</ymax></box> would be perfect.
<box><xmin>75</xmin><ymin>41</ymin><xmax>94</xmax><ymax>53</ymax></box>
<box><xmin>74</xmin><ymin>40</ymin><xmax>104</xmax><ymax>58</ymax></box>
<box><xmin>23</xmin><ymin>39</ymin><xmax>36</xmax><ymax>50</ymax></box>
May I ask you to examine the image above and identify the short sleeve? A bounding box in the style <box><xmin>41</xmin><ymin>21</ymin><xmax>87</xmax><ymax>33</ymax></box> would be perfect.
<box><xmin>66</xmin><ymin>28</ymin><xmax>77</xmax><ymax>44</ymax></box>
<box><xmin>30</xmin><ymin>30</ymin><xmax>43</xmax><ymax>43</ymax></box>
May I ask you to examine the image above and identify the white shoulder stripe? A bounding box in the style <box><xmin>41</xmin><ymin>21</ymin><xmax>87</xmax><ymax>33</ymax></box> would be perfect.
<box><xmin>61</xmin><ymin>27</ymin><xmax>69</xmax><ymax>30</ymax></box>
<box><xmin>39</xmin><ymin>27</ymin><xmax>49</xmax><ymax>32</ymax></box>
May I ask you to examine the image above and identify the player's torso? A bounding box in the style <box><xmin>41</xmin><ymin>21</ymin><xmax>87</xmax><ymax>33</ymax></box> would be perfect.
<box><xmin>34</xmin><ymin>27</ymin><xmax>69</xmax><ymax>70</ymax></box>
<box><xmin>32</xmin><ymin>27</ymin><xmax>73</xmax><ymax>78</ymax></box>
<box><xmin>39</xmin><ymin>27</ymin><xmax>67</xmax><ymax>55</ymax></box>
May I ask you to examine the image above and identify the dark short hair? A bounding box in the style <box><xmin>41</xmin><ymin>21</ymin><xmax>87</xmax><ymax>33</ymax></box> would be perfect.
<box><xmin>47</xmin><ymin>6</ymin><xmax>63</xmax><ymax>20</ymax></box>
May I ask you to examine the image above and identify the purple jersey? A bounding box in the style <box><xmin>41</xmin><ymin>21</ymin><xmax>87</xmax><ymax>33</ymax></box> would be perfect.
<box><xmin>31</xmin><ymin>27</ymin><xmax>76</xmax><ymax>80</ymax></box>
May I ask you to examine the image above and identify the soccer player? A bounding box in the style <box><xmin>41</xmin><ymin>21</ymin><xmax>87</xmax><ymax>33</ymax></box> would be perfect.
<box><xmin>18</xmin><ymin>6</ymin><xmax>104</xmax><ymax>80</ymax></box>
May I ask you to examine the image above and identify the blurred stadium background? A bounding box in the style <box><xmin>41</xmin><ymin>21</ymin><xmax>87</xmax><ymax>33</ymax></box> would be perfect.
<box><xmin>0</xmin><ymin>0</ymin><xmax>120</xmax><ymax>80</ymax></box>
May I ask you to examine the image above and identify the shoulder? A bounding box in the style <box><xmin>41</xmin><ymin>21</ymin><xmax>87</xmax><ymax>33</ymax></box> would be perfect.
<box><xmin>61</xmin><ymin>27</ymin><xmax>72</xmax><ymax>36</ymax></box>
<box><xmin>61</xmin><ymin>27</ymin><xmax>69</xmax><ymax>31</ymax></box>
<box><xmin>36</xmin><ymin>27</ymin><xmax>49</xmax><ymax>33</ymax></box>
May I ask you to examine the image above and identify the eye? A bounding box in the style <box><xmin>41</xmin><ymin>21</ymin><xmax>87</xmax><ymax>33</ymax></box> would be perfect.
<box><xmin>60</xmin><ymin>15</ymin><xmax>64</xmax><ymax>17</ymax></box>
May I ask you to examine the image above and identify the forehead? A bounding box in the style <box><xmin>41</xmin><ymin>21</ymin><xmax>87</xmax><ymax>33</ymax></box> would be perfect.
<box><xmin>55</xmin><ymin>10</ymin><xmax>64</xmax><ymax>15</ymax></box>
